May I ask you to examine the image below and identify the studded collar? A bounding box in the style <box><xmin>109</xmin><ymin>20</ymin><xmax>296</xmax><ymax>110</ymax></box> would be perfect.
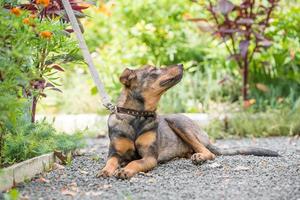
<box><xmin>116</xmin><ymin>106</ymin><xmax>156</xmax><ymax>118</ymax></box>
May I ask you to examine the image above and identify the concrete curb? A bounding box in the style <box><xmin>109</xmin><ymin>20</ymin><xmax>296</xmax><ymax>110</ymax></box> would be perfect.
<box><xmin>0</xmin><ymin>153</ymin><xmax>55</xmax><ymax>192</ymax></box>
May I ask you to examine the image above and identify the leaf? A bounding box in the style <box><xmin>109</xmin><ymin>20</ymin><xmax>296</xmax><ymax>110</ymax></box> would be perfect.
<box><xmin>187</xmin><ymin>18</ymin><xmax>208</xmax><ymax>22</ymax></box>
<box><xmin>40</xmin><ymin>93</ymin><xmax>47</xmax><ymax>97</ymax></box>
<box><xmin>218</xmin><ymin>0</ymin><xmax>235</xmax><ymax>15</ymax></box>
<box><xmin>45</xmin><ymin>82</ymin><xmax>55</xmax><ymax>88</ymax></box>
<box><xmin>219</xmin><ymin>28</ymin><xmax>236</xmax><ymax>34</ymax></box>
<box><xmin>50</xmin><ymin>87</ymin><xmax>63</xmax><ymax>93</ymax></box>
<box><xmin>36</xmin><ymin>176</ymin><xmax>50</xmax><ymax>183</ymax></box>
<box><xmin>48</xmin><ymin>64</ymin><xmax>65</xmax><ymax>72</ymax></box>
<box><xmin>256</xmin><ymin>83</ymin><xmax>269</xmax><ymax>92</ymax></box>
<box><xmin>90</xmin><ymin>86</ymin><xmax>98</xmax><ymax>95</ymax></box>
<box><xmin>259</xmin><ymin>40</ymin><xmax>272</xmax><ymax>48</ymax></box>
<box><xmin>237</xmin><ymin>18</ymin><xmax>254</xmax><ymax>25</ymax></box>
<box><xmin>239</xmin><ymin>40</ymin><xmax>249</xmax><ymax>58</ymax></box>
<box><xmin>54</xmin><ymin>150</ymin><xmax>68</xmax><ymax>164</ymax></box>
<box><xmin>228</xmin><ymin>54</ymin><xmax>242</xmax><ymax>61</ymax></box>
<box><xmin>52</xmin><ymin>163</ymin><xmax>65</xmax><ymax>170</ymax></box>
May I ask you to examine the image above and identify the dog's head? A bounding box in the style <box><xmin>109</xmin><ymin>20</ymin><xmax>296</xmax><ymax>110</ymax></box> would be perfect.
<box><xmin>119</xmin><ymin>64</ymin><xmax>183</xmax><ymax>110</ymax></box>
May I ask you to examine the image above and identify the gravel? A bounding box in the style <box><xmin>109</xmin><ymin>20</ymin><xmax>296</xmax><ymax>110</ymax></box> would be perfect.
<box><xmin>11</xmin><ymin>137</ymin><xmax>300</xmax><ymax>200</ymax></box>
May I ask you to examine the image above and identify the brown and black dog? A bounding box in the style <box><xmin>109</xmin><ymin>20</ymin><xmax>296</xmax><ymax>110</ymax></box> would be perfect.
<box><xmin>97</xmin><ymin>64</ymin><xmax>279</xmax><ymax>179</ymax></box>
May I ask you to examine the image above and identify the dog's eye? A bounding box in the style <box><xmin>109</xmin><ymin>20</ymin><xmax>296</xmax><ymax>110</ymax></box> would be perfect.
<box><xmin>150</xmin><ymin>73</ymin><xmax>159</xmax><ymax>79</ymax></box>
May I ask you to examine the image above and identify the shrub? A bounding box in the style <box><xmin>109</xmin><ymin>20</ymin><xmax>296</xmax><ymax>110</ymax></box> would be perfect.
<box><xmin>0</xmin><ymin>0</ymin><xmax>87</xmax><ymax>167</ymax></box>
<box><xmin>3</xmin><ymin>122</ymin><xmax>85</xmax><ymax>167</ymax></box>
<box><xmin>205</xmin><ymin>101</ymin><xmax>300</xmax><ymax>139</ymax></box>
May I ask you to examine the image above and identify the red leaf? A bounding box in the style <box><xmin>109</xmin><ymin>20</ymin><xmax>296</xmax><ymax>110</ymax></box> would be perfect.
<box><xmin>20</xmin><ymin>4</ymin><xmax>38</xmax><ymax>11</ymax></box>
<box><xmin>219</xmin><ymin>28</ymin><xmax>237</xmax><ymax>34</ymax></box>
<box><xmin>237</xmin><ymin>18</ymin><xmax>254</xmax><ymax>25</ymax></box>
<box><xmin>218</xmin><ymin>0</ymin><xmax>235</xmax><ymax>15</ymax></box>
<box><xmin>71</xmin><ymin>5</ymin><xmax>89</xmax><ymax>11</ymax></box>
<box><xmin>259</xmin><ymin>40</ymin><xmax>272</xmax><ymax>48</ymax></box>
<box><xmin>239</xmin><ymin>40</ymin><xmax>249</xmax><ymax>58</ymax></box>
<box><xmin>188</xmin><ymin>18</ymin><xmax>208</xmax><ymax>22</ymax></box>
<box><xmin>49</xmin><ymin>64</ymin><xmax>65</xmax><ymax>72</ymax></box>
<box><xmin>50</xmin><ymin>87</ymin><xmax>63</xmax><ymax>93</ymax></box>
<box><xmin>65</xmin><ymin>29</ymin><xmax>74</xmax><ymax>33</ymax></box>
<box><xmin>45</xmin><ymin>82</ymin><xmax>55</xmax><ymax>88</ymax></box>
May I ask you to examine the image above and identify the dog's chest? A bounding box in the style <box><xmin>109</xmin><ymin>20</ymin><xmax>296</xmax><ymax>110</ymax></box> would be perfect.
<box><xmin>108</xmin><ymin>114</ymin><xmax>158</xmax><ymax>140</ymax></box>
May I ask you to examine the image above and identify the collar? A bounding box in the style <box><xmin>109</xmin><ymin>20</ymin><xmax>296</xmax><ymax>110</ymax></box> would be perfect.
<box><xmin>116</xmin><ymin>106</ymin><xmax>156</xmax><ymax>118</ymax></box>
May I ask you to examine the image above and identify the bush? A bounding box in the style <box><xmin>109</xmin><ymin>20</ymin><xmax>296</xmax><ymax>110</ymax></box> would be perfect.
<box><xmin>3</xmin><ymin>121</ymin><xmax>85</xmax><ymax>167</ymax></box>
<box><xmin>0</xmin><ymin>0</ymin><xmax>86</xmax><ymax>167</ymax></box>
<box><xmin>205</xmin><ymin>101</ymin><xmax>300</xmax><ymax>139</ymax></box>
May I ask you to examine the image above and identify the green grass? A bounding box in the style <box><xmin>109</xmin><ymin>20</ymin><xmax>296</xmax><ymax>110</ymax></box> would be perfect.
<box><xmin>205</xmin><ymin>104</ymin><xmax>300</xmax><ymax>139</ymax></box>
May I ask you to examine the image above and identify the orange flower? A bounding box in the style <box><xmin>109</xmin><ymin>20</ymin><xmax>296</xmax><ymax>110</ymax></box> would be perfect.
<box><xmin>183</xmin><ymin>12</ymin><xmax>192</xmax><ymax>20</ymax></box>
<box><xmin>243</xmin><ymin>99</ymin><xmax>256</xmax><ymax>109</ymax></box>
<box><xmin>98</xmin><ymin>4</ymin><xmax>112</xmax><ymax>16</ymax></box>
<box><xmin>23</xmin><ymin>18</ymin><xmax>30</xmax><ymax>25</ymax></box>
<box><xmin>29</xmin><ymin>14</ymin><xmax>37</xmax><ymax>19</ymax></box>
<box><xmin>36</xmin><ymin>0</ymin><xmax>50</xmax><ymax>7</ymax></box>
<box><xmin>10</xmin><ymin>7</ymin><xmax>21</xmax><ymax>16</ymax></box>
<box><xmin>39</xmin><ymin>31</ymin><xmax>52</xmax><ymax>39</ymax></box>
<box><xmin>290</xmin><ymin>49</ymin><xmax>295</xmax><ymax>60</ymax></box>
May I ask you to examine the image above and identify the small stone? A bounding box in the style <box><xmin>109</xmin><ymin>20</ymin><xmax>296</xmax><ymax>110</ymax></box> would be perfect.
<box><xmin>234</xmin><ymin>166</ymin><xmax>250</xmax><ymax>171</ymax></box>
<box><xmin>208</xmin><ymin>162</ymin><xmax>222</xmax><ymax>169</ymax></box>
<box><xmin>79</xmin><ymin>169</ymin><xmax>88</xmax><ymax>175</ymax></box>
<box><xmin>147</xmin><ymin>178</ymin><xmax>156</xmax><ymax>184</ymax></box>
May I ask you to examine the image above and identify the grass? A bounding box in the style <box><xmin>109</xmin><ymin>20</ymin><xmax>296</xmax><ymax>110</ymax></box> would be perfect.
<box><xmin>205</xmin><ymin>104</ymin><xmax>300</xmax><ymax>139</ymax></box>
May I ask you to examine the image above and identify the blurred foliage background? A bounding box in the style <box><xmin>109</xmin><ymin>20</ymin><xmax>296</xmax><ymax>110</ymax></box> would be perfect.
<box><xmin>38</xmin><ymin>0</ymin><xmax>300</xmax><ymax>115</ymax></box>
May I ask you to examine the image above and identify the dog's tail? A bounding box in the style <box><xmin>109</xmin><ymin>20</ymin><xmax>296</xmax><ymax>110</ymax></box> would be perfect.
<box><xmin>207</xmin><ymin>144</ymin><xmax>280</xmax><ymax>157</ymax></box>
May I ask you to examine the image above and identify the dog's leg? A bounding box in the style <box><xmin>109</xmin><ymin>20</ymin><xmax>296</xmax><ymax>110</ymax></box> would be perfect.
<box><xmin>97</xmin><ymin>137</ymin><xmax>135</xmax><ymax>178</ymax></box>
<box><xmin>165</xmin><ymin>117</ymin><xmax>215</xmax><ymax>165</ymax></box>
<box><xmin>115</xmin><ymin>131</ymin><xmax>158</xmax><ymax>179</ymax></box>
<box><xmin>96</xmin><ymin>156</ymin><xmax>119</xmax><ymax>178</ymax></box>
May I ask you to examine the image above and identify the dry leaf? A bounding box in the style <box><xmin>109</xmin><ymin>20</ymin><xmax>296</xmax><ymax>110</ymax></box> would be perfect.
<box><xmin>36</xmin><ymin>177</ymin><xmax>50</xmax><ymax>183</ymax></box>
<box><xmin>79</xmin><ymin>169</ymin><xmax>88</xmax><ymax>175</ymax></box>
<box><xmin>256</xmin><ymin>83</ymin><xmax>269</xmax><ymax>92</ymax></box>
<box><xmin>52</xmin><ymin>163</ymin><xmax>65</xmax><ymax>170</ymax></box>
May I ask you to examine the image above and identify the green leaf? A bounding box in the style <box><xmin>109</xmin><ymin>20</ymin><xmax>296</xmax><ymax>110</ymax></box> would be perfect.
<box><xmin>90</xmin><ymin>86</ymin><xmax>98</xmax><ymax>95</ymax></box>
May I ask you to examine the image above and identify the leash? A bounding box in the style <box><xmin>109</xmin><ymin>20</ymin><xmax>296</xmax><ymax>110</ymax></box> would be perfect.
<box><xmin>61</xmin><ymin>0</ymin><xmax>116</xmax><ymax>113</ymax></box>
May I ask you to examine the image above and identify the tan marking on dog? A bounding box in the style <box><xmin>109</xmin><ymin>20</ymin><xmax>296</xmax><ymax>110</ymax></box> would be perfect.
<box><xmin>117</xmin><ymin>157</ymin><xmax>157</xmax><ymax>178</ymax></box>
<box><xmin>113</xmin><ymin>138</ymin><xmax>135</xmax><ymax>155</ymax></box>
<box><xmin>98</xmin><ymin>156</ymin><xmax>119</xmax><ymax>177</ymax></box>
<box><xmin>142</xmin><ymin>91</ymin><xmax>161</xmax><ymax>111</ymax></box>
<box><xmin>136</xmin><ymin>131</ymin><xmax>156</xmax><ymax>147</ymax></box>
<box><xmin>167</xmin><ymin>122</ymin><xmax>215</xmax><ymax>160</ymax></box>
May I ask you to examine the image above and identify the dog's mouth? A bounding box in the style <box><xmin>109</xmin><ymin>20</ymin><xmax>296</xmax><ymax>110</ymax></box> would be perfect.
<box><xmin>159</xmin><ymin>74</ymin><xmax>183</xmax><ymax>87</ymax></box>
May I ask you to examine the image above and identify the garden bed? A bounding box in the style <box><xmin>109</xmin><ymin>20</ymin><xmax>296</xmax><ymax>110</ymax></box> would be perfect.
<box><xmin>0</xmin><ymin>153</ymin><xmax>55</xmax><ymax>191</ymax></box>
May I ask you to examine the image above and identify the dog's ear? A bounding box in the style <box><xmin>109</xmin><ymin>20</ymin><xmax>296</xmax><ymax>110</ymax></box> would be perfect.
<box><xmin>119</xmin><ymin>68</ymin><xmax>136</xmax><ymax>87</ymax></box>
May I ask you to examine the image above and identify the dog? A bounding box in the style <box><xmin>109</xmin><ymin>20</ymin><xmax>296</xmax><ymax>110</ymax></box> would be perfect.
<box><xmin>97</xmin><ymin>64</ymin><xmax>279</xmax><ymax>179</ymax></box>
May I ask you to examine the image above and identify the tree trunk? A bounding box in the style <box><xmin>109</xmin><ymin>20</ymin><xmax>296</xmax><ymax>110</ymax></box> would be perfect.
<box><xmin>243</xmin><ymin>60</ymin><xmax>248</xmax><ymax>101</ymax></box>
<box><xmin>31</xmin><ymin>96</ymin><xmax>37</xmax><ymax>123</ymax></box>
<box><xmin>0</xmin><ymin>124</ymin><xmax>4</xmax><ymax>168</ymax></box>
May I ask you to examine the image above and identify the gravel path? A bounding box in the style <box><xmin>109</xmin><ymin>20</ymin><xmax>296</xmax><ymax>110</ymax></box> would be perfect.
<box><xmin>14</xmin><ymin>137</ymin><xmax>300</xmax><ymax>200</ymax></box>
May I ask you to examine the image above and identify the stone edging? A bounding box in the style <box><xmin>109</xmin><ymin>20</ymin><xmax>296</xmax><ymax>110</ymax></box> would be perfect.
<box><xmin>0</xmin><ymin>153</ymin><xmax>55</xmax><ymax>191</ymax></box>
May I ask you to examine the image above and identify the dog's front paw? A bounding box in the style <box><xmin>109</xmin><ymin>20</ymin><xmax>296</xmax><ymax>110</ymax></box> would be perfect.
<box><xmin>96</xmin><ymin>169</ymin><xmax>114</xmax><ymax>178</ymax></box>
<box><xmin>114</xmin><ymin>168</ymin><xmax>136</xmax><ymax>179</ymax></box>
<box><xmin>191</xmin><ymin>153</ymin><xmax>207</xmax><ymax>165</ymax></box>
